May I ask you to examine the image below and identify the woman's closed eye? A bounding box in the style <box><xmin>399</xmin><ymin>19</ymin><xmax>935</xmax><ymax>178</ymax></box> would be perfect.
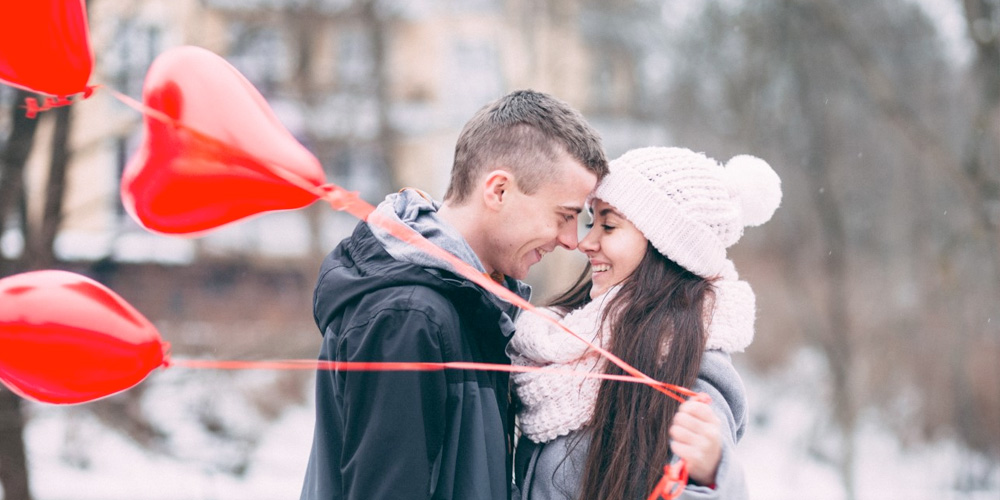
<box><xmin>584</xmin><ymin>222</ymin><xmax>615</xmax><ymax>231</ymax></box>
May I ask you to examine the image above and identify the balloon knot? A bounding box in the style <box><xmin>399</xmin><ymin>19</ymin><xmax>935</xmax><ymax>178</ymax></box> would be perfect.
<box><xmin>160</xmin><ymin>341</ymin><xmax>173</xmax><ymax>369</ymax></box>
<box><xmin>321</xmin><ymin>183</ymin><xmax>361</xmax><ymax>211</ymax></box>
<box><xmin>22</xmin><ymin>87</ymin><xmax>98</xmax><ymax>119</ymax></box>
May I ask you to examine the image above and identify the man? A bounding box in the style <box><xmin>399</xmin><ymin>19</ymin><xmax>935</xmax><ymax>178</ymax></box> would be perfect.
<box><xmin>300</xmin><ymin>90</ymin><xmax>607</xmax><ymax>500</ymax></box>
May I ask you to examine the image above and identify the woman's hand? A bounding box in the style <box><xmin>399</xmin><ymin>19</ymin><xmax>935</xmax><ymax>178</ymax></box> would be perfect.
<box><xmin>669</xmin><ymin>398</ymin><xmax>723</xmax><ymax>486</ymax></box>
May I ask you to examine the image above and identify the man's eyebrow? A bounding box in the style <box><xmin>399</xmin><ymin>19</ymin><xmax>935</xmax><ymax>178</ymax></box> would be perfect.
<box><xmin>557</xmin><ymin>205</ymin><xmax>584</xmax><ymax>214</ymax></box>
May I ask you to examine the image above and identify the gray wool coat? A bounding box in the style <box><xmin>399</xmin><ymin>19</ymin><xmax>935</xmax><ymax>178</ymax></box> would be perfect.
<box><xmin>513</xmin><ymin>350</ymin><xmax>749</xmax><ymax>500</ymax></box>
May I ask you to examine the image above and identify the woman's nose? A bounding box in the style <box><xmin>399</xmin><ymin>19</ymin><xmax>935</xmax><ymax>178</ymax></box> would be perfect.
<box><xmin>578</xmin><ymin>226</ymin><xmax>599</xmax><ymax>253</ymax></box>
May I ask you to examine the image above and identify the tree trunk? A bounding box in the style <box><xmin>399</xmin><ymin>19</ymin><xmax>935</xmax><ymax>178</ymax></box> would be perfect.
<box><xmin>0</xmin><ymin>88</ymin><xmax>42</xmax><ymax>500</ymax></box>
<box><xmin>961</xmin><ymin>0</ymin><xmax>1000</xmax><ymax>276</ymax></box>
<box><xmin>0</xmin><ymin>390</ymin><xmax>31</xmax><ymax>500</ymax></box>
<box><xmin>0</xmin><ymin>90</ymin><xmax>39</xmax><ymax>276</ymax></box>
<box><xmin>785</xmin><ymin>2</ymin><xmax>858</xmax><ymax>496</ymax></box>
<box><xmin>803</xmin><ymin>120</ymin><xmax>858</xmax><ymax>500</ymax></box>
<box><xmin>29</xmin><ymin>105</ymin><xmax>73</xmax><ymax>269</ymax></box>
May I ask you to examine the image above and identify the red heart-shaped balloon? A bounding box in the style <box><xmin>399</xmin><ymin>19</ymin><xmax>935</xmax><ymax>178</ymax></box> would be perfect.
<box><xmin>0</xmin><ymin>270</ymin><xmax>167</xmax><ymax>405</ymax></box>
<box><xmin>121</xmin><ymin>45</ymin><xmax>326</xmax><ymax>235</ymax></box>
<box><xmin>0</xmin><ymin>0</ymin><xmax>93</xmax><ymax>96</ymax></box>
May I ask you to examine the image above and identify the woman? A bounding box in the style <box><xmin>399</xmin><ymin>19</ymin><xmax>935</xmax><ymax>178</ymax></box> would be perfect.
<box><xmin>509</xmin><ymin>147</ymin><xmax>782</xmax><ymax>499</ymax></box>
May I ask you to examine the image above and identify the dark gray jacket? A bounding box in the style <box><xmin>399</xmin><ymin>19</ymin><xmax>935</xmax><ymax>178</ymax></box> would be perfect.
<box><xmin>514</xmin><ymin>350</ymin><xmax>748</xmax><ymax>500</ymax></box>
<box><xmin>301</xmin><ymin>191</ymin><xmax>529</xmax><ymax>500</ymax></box>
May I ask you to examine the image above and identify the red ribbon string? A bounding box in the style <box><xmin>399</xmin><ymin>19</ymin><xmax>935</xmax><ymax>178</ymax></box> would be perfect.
<box><xmin>647</xmin><ymin>461</ymin><xmax>689</xmax><ymax>500</ymax></box>
<box><xmin>172</xmin><ymin>357</ymin><xmax>696</xmax><ymax>497</ymax></box>
<box><xmin>169</xmin><ymin>358</ymin><xmax>694</xmax><ymax>397</ymax></box>
<box><xmin>107</xmin><ymin>87</ymin><xmax>702</xmax><ymax>497</ymax></box>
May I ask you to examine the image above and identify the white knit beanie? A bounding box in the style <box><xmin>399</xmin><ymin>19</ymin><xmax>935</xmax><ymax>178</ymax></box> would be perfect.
<box><xmin>594</xmin><ymin>147</ymin><xmax>782</xmax><ymax>351</ymax></box>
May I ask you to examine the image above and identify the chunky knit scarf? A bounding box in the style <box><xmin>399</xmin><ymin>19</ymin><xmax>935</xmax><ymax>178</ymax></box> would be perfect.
<box><xmin>510</xmin><ymin>279</ymin><xmax>754</xmax><ymax>443</ymax></box>
<box><xmin>508</xmin><ymin>288</ymin><xmax>619</xmax><ymax>443</ymax></box>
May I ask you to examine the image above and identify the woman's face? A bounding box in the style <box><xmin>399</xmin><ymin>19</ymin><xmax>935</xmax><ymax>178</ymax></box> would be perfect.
<box><xmin>578</xmin><ymin>199</ymin><xmax>648</xmax><ymax>298</ymax></box>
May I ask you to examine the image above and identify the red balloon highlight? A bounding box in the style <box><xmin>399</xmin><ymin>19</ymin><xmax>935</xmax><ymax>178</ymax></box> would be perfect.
<box><xmin>0</xmin><ymin>0</ymin><xmax>93</xmax><ymax>96</ymax></box>
<box><xmin>0</xmin><ymin>270</ymin><xmax>168</xmax><ymax>405</ymax></box>
<box><xmin>121</xmin><ymin>45</ymin><xmax>326</xmax><ymax>235</ymax></box>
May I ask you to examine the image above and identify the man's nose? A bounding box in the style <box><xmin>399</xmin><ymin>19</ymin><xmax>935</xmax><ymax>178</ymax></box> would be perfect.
<box><xmin>557</xmin><ymin>223</ymin><xmax>579</xmax><ymax>250</ymax></box>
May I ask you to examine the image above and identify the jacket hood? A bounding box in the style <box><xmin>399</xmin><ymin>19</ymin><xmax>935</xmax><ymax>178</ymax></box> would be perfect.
<box><xmin>369</xmin><ymin>189</ymin><xmax>486</xmax><ymax>276</ymax></box>
<box><xmin>367</xmin><ymin>189</ymin><xmax>529</xmax><ymax>320</ymax></box>
<box><xmin>314</xmin><ymin>209</ymin><xmax>530</xmax><ymax>342</ymax></box>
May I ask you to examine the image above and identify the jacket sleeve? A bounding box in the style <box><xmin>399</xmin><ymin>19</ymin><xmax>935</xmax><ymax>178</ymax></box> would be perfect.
<box><xmin>677</xmin><ymin>350</ymin><xmax>750</xmax><ymax>500</ymax></box>
<box><xmin>335</xmin><ymin>306</ymin><xmax>450</xmax><ymax>500</ymax></box>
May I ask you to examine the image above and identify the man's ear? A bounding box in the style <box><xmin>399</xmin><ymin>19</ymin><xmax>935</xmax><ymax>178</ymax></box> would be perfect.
<box><xmin>482</xmin><ymin>169</ymin><xmax>514</xmax><ymax>210</ymax></box>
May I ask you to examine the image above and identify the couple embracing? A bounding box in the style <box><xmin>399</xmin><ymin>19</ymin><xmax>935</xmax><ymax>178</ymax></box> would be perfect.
<box><xmin>300</xmin><ymin>90</ymin><xmax>781</xmax><ymax>500</ymax></box>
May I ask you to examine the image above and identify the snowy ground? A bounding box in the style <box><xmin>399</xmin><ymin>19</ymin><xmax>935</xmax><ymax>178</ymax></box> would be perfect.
<box><xmin>14</xmin><ymin>349</ymin><xmax>1000</xmax><ymax>500</ymax></box>
<box><xmin>737</xmin><ymin>350</ymin><xmax>999</xmax><ymax>500</ymax></box>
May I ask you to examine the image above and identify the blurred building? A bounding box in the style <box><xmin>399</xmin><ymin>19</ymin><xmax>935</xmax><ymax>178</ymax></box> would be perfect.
<box><xmin>12</xmin><ymin>0</ymin><xmax>679</xmax><ymax>299</ymax></box>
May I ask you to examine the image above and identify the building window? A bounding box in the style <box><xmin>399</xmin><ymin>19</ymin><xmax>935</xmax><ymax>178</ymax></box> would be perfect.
<box><xmin>102</xmin><ymin>20</ymin><xmax>162</xmax><ymax>99</ymax></box>
<box><xmin>227</xmin><ymin>22</ymin><xmax>290</xmax><ymax>97</ymax></box>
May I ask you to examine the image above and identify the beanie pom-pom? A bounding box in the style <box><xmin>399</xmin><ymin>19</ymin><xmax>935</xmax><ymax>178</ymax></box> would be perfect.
<box><xmin>723</xmin><ymin>155</ymin><xmax>782</xmax><ymax>227</ymax></box>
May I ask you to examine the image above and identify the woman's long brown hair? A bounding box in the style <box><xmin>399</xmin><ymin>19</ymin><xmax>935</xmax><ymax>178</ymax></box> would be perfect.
<box><xmin>545</xmin><ymin>243</ymin><xmax>713</xmax><ymax>500</ymax></box>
